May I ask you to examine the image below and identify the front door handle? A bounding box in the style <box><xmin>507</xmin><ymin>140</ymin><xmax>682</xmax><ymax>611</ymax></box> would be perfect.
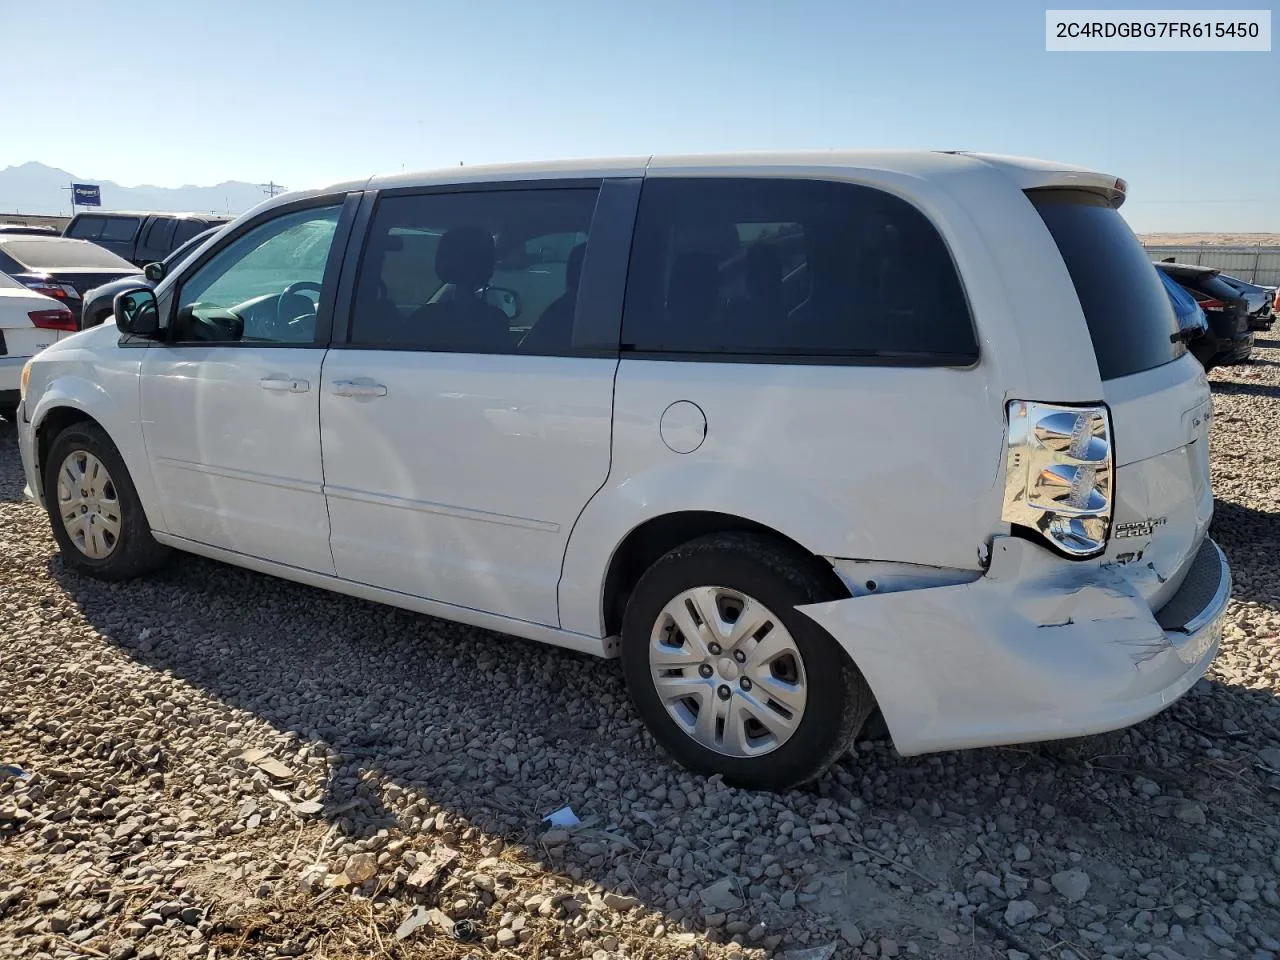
<box><xmin>260</xmin><ymin>376</ymin><xmax>310</xmax><ymax>393</ymax></box>
<box><xmin>332</xmin><ymin>379</ymin><xmax>388</xmax><ymax>398</ymax></box>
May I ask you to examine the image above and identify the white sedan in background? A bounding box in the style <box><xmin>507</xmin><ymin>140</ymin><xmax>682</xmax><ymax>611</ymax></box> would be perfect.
<box><xmin>0</xmin><ymin>272</ymin><xmax>76</xmax><ymax>422</ymax></box>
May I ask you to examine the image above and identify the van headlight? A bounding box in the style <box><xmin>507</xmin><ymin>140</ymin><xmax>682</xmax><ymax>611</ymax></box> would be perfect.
<box><xmin>19</xmin><ymin>359</ymin><xmax>33</xmax><ymax>401</ymax></box>
<box><xmin>1002</xmin><ymin>401</ymin><xmax>1114</xmax><ymax>558</ymax></box>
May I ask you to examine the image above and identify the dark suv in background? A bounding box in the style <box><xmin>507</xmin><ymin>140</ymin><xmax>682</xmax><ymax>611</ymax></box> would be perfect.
<box><xmin>1154</xmin><ymin>261</ymin><xmax>1253</xmax><ymax>367</ymax></box>
<box><xmin>63</xmin><ymin>211</ymin><xmax>232</xmax><ymax>266</ymax></box>
<box><xmin>78</xmin><ymin>225</ymin><xmax>222</xmax><ymax>329</ymax></box>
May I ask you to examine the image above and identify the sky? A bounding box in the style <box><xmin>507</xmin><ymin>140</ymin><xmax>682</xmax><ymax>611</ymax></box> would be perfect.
<box><xmin>1</xmin><ymin>0</ymin><xmax>1276</xmax><ymax>231</ymax></box>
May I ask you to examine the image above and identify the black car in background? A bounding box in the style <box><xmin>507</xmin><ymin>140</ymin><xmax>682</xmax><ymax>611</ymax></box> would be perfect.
<box><xmin>1154</xmin><ymin>262</ymin><xmax>1253</xmax><ymax>366</ymax></box>
<box><xmin>0</xmin><ymin>236</ymin><xmax>141</xmax><ymax>323</ymax></box>
<box><xmin>79</xmin><ymin>225</ymin><xmax>222</xmax><ymax>329</ymax></box>
<box><xmin>64</xmin><ymin>211</ymin><xmax>232</xmax><ymax>267</ymax></box>
<box><xmin>1217</xmin><ymin>274</ymin><xmax>1275</xmax><ymax>330</ymax></box>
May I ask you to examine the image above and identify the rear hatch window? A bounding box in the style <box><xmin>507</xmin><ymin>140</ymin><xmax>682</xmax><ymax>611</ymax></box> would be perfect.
<box><xmin>1029</xmin><ymin>189</ymin><xmax>1183</xmax><ymax>381</ymax></box>
<box><xmin>1190</xmin><ymin>274</ymin><xmax>1245</xmax><ymax>302</ymax></box>
<box><xmin>0</xmin><ymin>239</ymin><xmax>137</xmax><ymax>270</ymax></box>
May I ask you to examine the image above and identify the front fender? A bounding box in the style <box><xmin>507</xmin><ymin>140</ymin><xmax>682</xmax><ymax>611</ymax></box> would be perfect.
<box><xmin>26</xmin><ymin>361</ymin><xmax>162</xmax><ymax>532</ymax></box>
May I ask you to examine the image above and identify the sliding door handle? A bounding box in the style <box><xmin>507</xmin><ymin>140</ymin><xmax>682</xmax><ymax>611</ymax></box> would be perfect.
<box><xmin>332</xmin><ymin>380</ymin><xmax>388</xmax><ymax>398</ymax></box>
<box><xmin>260</xmin><ymin>376</ymin><xmax>310</xmax><ymax>393</ymax></box>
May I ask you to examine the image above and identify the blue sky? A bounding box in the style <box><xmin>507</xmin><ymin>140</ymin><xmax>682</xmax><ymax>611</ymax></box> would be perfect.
<box><xmin>1</xmin><ymin>0</ymin><xmax>1275</xmax><ymax>231</ymax></box>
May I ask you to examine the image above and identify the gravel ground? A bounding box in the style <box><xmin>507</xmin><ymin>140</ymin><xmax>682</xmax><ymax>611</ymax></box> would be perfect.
<box><xmin>2</xmin><ymin>344</ymin><xmax>1279</xmax><ymax>960</ymax></box>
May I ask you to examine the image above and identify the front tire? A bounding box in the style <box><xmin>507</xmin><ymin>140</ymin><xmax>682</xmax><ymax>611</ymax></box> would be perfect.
<box><xmin>43</xmin><ymin>421</ymin><xmax>168</xmax><ymax>580</ymax></box>
<box><xmin>621</xmin><ymin>532</ymin><xmax>875</xmax><ymax>791</ymax></box>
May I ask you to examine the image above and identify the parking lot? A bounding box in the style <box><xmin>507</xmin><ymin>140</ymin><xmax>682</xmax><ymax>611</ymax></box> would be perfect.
<box><xmin>1</xmin><ymin>345</ymin><xmax>1279</xmax><ymax>960</ymax></box>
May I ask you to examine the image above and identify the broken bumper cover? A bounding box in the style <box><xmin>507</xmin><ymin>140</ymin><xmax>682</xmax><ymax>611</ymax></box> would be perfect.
<box><xmin>798</xmin><ymin>536</ymin><xmax>1229</xmax><ymax>756</ymax></box>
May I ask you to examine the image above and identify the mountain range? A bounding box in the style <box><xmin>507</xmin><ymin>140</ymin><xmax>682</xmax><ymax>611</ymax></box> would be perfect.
<box><xmin>0</xmin><ymin>162</ymin><xmax>271</xmax><ymax>217</ymax></box>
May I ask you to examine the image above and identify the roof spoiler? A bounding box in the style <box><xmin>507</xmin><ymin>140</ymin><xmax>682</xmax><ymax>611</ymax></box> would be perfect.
<box><xmin>943</xmin><ymin>152</ymin><xmax>1128</xmax><ymax>208</ymax></box>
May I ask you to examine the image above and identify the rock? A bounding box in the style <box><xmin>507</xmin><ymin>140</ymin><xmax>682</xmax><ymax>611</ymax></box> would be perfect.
<box><xmin>1203</xmin><ymin>925</ymin><xmax>1234</xmax><ymax>948</ymax></box>
<box><xmin>779</xmin><ymin>890</ymin><xmax>796</xmax><ymax>909</ymax></box>
<box><xmin>839</xmin><ymin>922</ymin><xmax>864</xmax><ymax>947</ymax></box>
<box><xmin>1052</xmin><ymin>869</ymin><xmax>1092</xmax><ymax>902</ymax></box>
<box><xmin>1173</xmin><ymin>801</ymin><xmax>1206</xmax><ymax>825</ymax></box>
<box><xmin>1013</xmin><ymin>843</ymin><xmax>1031</xmax><ymax>862</ymax></box>
<box><xmin>602</xmin><ymin>892</ymin><xmax>640</xmax><ymax>911</ymax></box>
<box><xmin>237</xmin><ymin>748</ymin><xmax>295</xmax><ymax>782</ymax></box>
<box><xmin>699</xmin><ymin>877</ymin><xmax>744</xmax><ymax>911</ymax></box>
<box><xmin>1005</xmin><ymin>900</ymin><xmax>1037</xmax><ymax>926</ymax></box>
<box><xmin>405</xmin><ymin>845</ymin><xmax>458</xmax><ymax>889</ymax></box>
<box><xmin>939</xmin><ymin>928</ymin><xmax>961</xmax><ymax>945</ymax></box>
<box><xmin>881</xmin><ymin>939</ymin><xmax>900</xmax><ymax>958</ymax></box>
<box><xmin>35</xmin><ymin>890</ymin><xmax>60</xmax><ymax>909</ymax></box>
<box><xmin>343</xmin><ymin>853</ymin><xmax>377</xmax><ymax>884</ymax></box>
<box><xmin>497</xmin><ymin>928</ymin><xmax>517</xmax><ymax>948</ymax></box>
<box><xmin>1259</xmin><ymin>747</ymin><xmax>1280</xmax><ymax>770</ymax></box>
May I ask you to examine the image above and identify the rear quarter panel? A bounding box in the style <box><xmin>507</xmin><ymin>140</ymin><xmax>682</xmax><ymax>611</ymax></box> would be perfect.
<box><xmin>559</xmin><ymin>157</ymin><xmax>1093</xmax><ymax>636</ymax></box>
<box><xmin>558</xmin><ymin>361</ymin><xmax>1006</xmax><ymax>635</ymax></box>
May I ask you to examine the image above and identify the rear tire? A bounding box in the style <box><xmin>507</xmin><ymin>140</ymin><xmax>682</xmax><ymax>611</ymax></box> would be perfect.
<box><xmin>620</xmin><ymin>532</ymin><xmax>875</xmax><ymax>791</ymax></box>
<box><xmin>43</xmin><ymin>421</ymin><xmax>168</xmax><ymax>580</ymax></box>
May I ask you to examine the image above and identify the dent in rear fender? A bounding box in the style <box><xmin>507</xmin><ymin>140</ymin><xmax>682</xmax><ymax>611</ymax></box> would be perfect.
<box><xmin>796</xmin><ymin>536</ymin><xmax>1185</xmax><ymax>756</ymax></box>
<box><xmin>30</xmin><ymin>374</ymin><xmax>165</xmax><ymax>533</ymax></box>
<box><xmin>556</xmin><ymin>455</ymin><xmax>999</xmax><ymax>637</ymax></box>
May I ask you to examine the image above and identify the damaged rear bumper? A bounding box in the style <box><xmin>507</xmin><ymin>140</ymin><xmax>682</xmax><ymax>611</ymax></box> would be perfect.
<box><xmin>798</xmin><ymin>536</ymin><xmax>1229</xmax><ymax>757</ymax></box>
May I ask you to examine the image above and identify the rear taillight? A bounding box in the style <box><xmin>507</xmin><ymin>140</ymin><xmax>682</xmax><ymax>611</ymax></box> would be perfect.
<box><xmin>29</xmin><ymin>307</ymin><xmax>77</xmax><ymax>332</ymax></box>
<box><xmin>1002</xmin><ymin>401</ymin><xmax>1114</xmax><ymax>559</ymax></box>
<box><xmin>1195</xmin><ymin>297</ymin><xmax>1226</xmax><ymax>311</ymax></box>
<box><xmin>21</xmin><ymin>280</ymin><xmax>77</xmax><ymax>300</ymax></box>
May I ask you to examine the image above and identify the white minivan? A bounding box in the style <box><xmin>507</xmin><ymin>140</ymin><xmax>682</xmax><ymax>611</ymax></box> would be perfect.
<box><xmin>16</xmin><ymin>152</ymin><xmax>1229</xmax><ymax>790</ymax></box>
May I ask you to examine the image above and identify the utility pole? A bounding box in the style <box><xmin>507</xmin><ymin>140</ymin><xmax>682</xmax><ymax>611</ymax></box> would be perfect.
<box><xmin>259</xmin><ymin>181</ymin><xmax>286</xmax><ymax>198</ymax></box>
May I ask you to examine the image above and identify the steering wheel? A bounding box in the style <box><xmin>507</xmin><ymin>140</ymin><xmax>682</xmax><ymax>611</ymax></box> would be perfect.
<box><xmin>276</xmin><ymin>280</ymin><xmax>324</xmax><ymax>331</ymax></box>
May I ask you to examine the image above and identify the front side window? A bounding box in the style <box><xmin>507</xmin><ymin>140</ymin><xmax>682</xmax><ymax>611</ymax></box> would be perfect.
<box><xmin>173</xmin><ymin>204</ymin><xmax>342</xmax><ymax>344</ymax></box>
<box><xmin>349</xmin><ymin>187</ymin><xmax>599</xmax><ymax>354</ymax></box>
<box><xmin>621</xmin><ymin>177</ymin><xmax>977</xmax><ymax>362</ymax></box>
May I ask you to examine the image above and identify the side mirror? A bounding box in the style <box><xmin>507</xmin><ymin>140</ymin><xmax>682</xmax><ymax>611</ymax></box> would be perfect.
<box><xmin>114</xmin><ymin>288</ymin><xmax>160</xmax><ymax>336</ymax></box>
<box><xmin>484</xmin><ymin>286</ymin><xmax>522</xmax><ymax>320</ymax></box>
<box><xmin>143</xmin><ymin>261</ymin><xmax>165</xmax><ymax>283</ymax></box>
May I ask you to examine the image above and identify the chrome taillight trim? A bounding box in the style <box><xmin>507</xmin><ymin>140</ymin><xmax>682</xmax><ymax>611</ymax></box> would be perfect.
<box><xmin>1002</xmin><ymin>400</ymin><xmax>1114</xmax><ymax>558</ymax></box>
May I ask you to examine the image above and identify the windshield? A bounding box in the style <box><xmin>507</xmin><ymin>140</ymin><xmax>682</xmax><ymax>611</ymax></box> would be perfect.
<box><xmin>1029</xmin><ymin>189</ymin><xmax>1184</xmax><ymax>380</ymax></box>
<box><xmin>0</xmin><ymin>238</ymin><xmax>136</xmax><ymax>271</ymax></box>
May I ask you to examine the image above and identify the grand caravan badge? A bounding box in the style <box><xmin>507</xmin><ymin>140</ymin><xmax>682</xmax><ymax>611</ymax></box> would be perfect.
<box><xmin>1115</xmin><ymin>517</ymin><xmax>1168</xmax><ymax>539</ymax></box>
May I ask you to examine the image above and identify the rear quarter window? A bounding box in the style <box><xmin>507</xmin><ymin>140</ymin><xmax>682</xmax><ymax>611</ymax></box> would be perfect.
<box><xmin>1029</xmin><ymin>189</ymin><xmax>1183</xmax><ymax>380</ymax></box>
<box><xmin>621</xmin><ymin>177</ymin><xmax>978</xmax><ymax>363</ymax></box>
